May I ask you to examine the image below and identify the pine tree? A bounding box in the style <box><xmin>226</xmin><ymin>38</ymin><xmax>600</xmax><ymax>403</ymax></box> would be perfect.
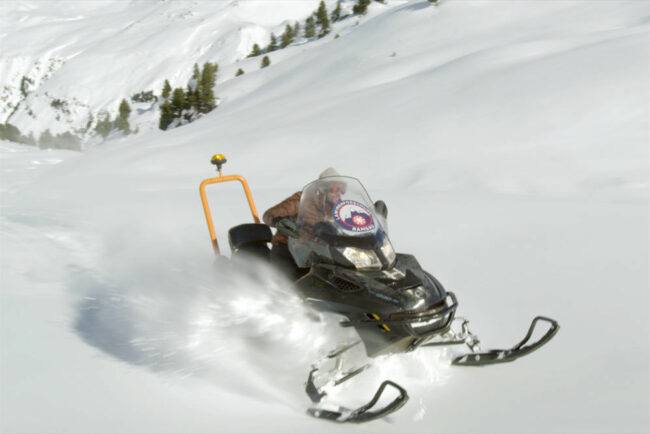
<box><xmin>267</xmin><ymin>33</ymin><xmax>278</xmax><ymax>52</ymax></box>
<box><xmin>159</xmin><ymin>100</ymin><xmax>174</xmax><ymax>130</ymax></box>
<box><xmin>305</xmin><ymin>16</ymin><xmax>316</xmax><ymax>38</ymax></box>
<box><xmin>17</xmin><ymin>128</ymin><xmax>32</xmax><ymax>145</ymax></box>
<box><xmin>115</xmin><ymin>99</ymin><xmax>131</xmax><ymax>134</ymax></box>
<box><xmin>0</xmin><ymin>123</ymin><xmax>21</xmax><ymax>142</ymax></box>
<box><xmin>24</xmin><ymin>132</ymin><xmax>36</xmax><ymax>146</ymax></box>
<box><xmin>0</xmin><ymin>123</ymin><xmax>36</xmax><ymax>145</ymax></box>
<box><xmin>235</xmin><ymin>68</ymin><xmax>245</xmax><ymax>77</ymax></box>
<box><xmin>248</xmin><ymin>43</ymin><xmax>262</xmax><ymax>57</ymax></box>
<box><xmin>293</xmin><ymin>22</ymin><xmax>300</xmax><ymax>39</ymax></box>
<box><xmin>119</xmin><ymin>99</ymin><xmax>131</xmax><ymax>120</ymax></box>
<box><xmin>186</xmin><ymin>84</ymin><xmax>199</xmax><ymax>111</ymax></box>
<box><xmin>192</xmin><ymin>63</ymin><xmax>200</xmax><ymax>81</ymax></box>
<box><xmin>260</xmin><ymin>55</ymin><xmax>271</xmax><ymax>68</ymax></box>
<box><xmin>95</xmin><ymin>111</ymin><xmax>112</xmax><ymax>138</ymax></box>
<box><xmin>161</xmin><ymin>80</ymin><xmax>172</xmax><ymax>99</ymax></box>
<box><xmin>131</xmin><ymin>90</ymin><xmax>156</xmax><ymax>103</ymax></box>
<box><xmin>39</xmin><ymin>129</ymin><xmax>54</xmax><ymax>149</ymax></box>
<box><xmin>281</xmin><ymin>24</ymin><xmax>293</xmax><ymax>48</ymax></box>
<box><xmin>201</xmin><ymin>62</ymin><xmax>218</xmax><ymax>87</ymax></box>
<box><xmin>353</xmin><ymin>0</ymin><xmax>370</xmax><ymax>15</ymax></box>
<box><xmin>331</xmin><ymin>1</ymin><xmax>342</xmax><ymax>22</ymax></box>
<box><xmin>170</xmin><ymin>88</ymin><xmax>185</xmax><ymax>118</ymax></box>
<box><xmin>55</xmin><ymin>132</ymin><xmax>81</xmax><ymax>151</ymax></box>
<box><xmin>198</xmin><ymin>62</ymin><xmax>217</xmax><ymax>114</ymax></box>
<box><xmin>316</xmin><ymin>1</ymin><xmax>330</xmax><ymax>36</ymax></box>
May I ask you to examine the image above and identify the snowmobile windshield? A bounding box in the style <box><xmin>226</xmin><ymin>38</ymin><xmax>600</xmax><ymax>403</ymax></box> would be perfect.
<box><xmin>289</xmin><ymin>176</ymin><xmax>396</xmax><ymax>270</ymax></box>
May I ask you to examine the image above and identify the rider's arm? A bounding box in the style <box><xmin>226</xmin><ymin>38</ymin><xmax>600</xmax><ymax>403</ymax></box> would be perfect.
<box><xmin>263</xmin><ymin>191</ymin><xmax>302</xmax><ymax>227</ymax></box>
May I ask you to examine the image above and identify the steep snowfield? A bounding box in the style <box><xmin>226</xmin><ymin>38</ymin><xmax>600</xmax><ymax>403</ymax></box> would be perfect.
<box><xmin>1</xmin><ymin>0</ymin><xmax>648</xmax><ymax>432</ymax></box>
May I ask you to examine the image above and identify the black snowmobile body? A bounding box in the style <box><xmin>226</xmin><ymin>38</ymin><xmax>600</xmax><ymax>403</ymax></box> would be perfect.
<box><xmin>295</xmin><ymin>254</ymin><xmax>457</xmax><ymax>357</ymax></box>
<box><xmin>227</xmin><ymin>176</ymin><xmax>461</xmax><ymax>358</ymax></box>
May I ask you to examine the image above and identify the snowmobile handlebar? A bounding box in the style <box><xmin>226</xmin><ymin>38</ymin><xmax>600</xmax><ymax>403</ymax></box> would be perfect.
<box><xmin>275</xmin><ymin>217</ymin><xmax>299</xmax><ymax>239</ymax></box>
<box><xmin>199</xmin><ymin>172</ymin><xmax>260</xmax><ymax>256</ymax></box>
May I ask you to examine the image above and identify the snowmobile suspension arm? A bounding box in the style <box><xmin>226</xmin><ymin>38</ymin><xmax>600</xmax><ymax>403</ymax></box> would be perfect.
<box><xmin>199</xmin><ymin>175</ymin><xmax>260</xmax><ymax>256</ymax></box>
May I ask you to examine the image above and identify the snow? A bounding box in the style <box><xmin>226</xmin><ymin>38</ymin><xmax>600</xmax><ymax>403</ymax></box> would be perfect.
<box><xmin>1</xmin><ymin>0</ymin><xmax>648</xmax><ymax>432</ymax></box>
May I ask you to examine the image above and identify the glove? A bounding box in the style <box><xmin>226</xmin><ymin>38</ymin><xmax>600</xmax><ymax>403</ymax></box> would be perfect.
<box><xmin>272</xmin><ymin>216</ymin><xmax>295</xmax><ymax>227</ymax></box>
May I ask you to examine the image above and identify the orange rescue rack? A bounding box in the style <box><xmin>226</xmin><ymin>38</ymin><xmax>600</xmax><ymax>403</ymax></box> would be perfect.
<box><xmin>199</xmin><ymin>154</ymin><xmax>260</xmax><ymax>256</ymax></box>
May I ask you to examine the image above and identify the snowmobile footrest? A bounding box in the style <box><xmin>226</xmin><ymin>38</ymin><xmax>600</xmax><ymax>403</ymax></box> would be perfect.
<box><xmin>307</xmin><ymin>380</ymin><xmax>409</xmax><ymax>423</ymax></box>
<box><xmin>452</xmin><ymin>316</ymin><xmax>559</xmax><ymax>366</ymax></box>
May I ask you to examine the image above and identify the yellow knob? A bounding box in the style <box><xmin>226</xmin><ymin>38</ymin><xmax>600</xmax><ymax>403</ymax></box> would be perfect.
<box><xmin>211</xmin><ymin>154</ymin><xmax>227</xmax><ymax>165</ymax></box>
<box><xmin>211</xmin><ymin>154</ymin><xmax>227</xmax><ymax>172</ymax></box>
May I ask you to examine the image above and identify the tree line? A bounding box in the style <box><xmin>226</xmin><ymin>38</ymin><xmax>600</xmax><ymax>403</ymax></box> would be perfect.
<box><xmin>247</xmin><ymin>0</ymin><xmax>344</xmax><ymax>60</ymax></box>
<box><xmin>0</xmin><ymin>95</ymin><xmax>134</xmax><ymax>150</ymax></box>
<box><xmin>242</xmin><ymin>0</ymin><xmax>383</xmax><ymax>72</ymax></box>
<box><xmin>0</xmin><ymin>122</ymin><xmax>82</xmax><ymax>151</ymax></box>
<box><xmin>159</xmin><ymin>62</ymin><xmax>218</xmax><ymax>131</ymax></box>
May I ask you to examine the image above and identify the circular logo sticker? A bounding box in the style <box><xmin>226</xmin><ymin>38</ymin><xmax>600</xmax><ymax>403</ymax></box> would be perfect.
<box><xmin>333</xmin><ymin>200</ymin><xmax>375</xmax><ymax>233</ymax></box>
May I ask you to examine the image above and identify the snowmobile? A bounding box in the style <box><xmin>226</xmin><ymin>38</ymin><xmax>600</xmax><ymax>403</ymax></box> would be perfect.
<box><xmin>200</xmin><ymin>154</ymin><xmax>559</xmax><ymax>423</ymax></box>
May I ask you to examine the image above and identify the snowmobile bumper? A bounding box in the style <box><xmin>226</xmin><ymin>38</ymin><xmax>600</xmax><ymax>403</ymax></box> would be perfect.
<box><xmin>339</xmin><ymin>292</ymin><xmax>458</xmax><ymax>339</ymax></box>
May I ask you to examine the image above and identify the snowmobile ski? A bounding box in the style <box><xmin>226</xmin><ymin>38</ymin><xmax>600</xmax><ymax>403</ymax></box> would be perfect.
<box><xmin>305</xmin><ymin>340</ymin><xmax>408</xmax><ymax>423</ymax></box>
<box><xmin>307</xmin><ymin>380</ymin><xmax>408</xmax><ymax>423</ymax></box>
<box><xmin>452</xmin><ymin>316</ymin><xmax>559</xmax><ymax>366</ymax></box>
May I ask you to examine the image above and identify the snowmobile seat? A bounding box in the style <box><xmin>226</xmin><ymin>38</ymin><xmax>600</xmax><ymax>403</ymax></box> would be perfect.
<box><xmin>228</xmin><ymin>223</ymin><xmax>272</xmax><ymax>260</ymax></box>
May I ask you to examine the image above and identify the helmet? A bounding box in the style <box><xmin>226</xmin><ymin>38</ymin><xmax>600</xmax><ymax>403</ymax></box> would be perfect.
<box><xmin>317</xmin><ymin>169</ymin><xmax>346</xmax><ymax>193</ymax></box>
<box><xmin>313</xmin><ymin>168</ymin><xmax>347</xmax><ymax>206</ymax></box>
<box><xmin>319</xmin><ymin>167</ymin><xmax>340</xmax><ymax>179</ymax></box>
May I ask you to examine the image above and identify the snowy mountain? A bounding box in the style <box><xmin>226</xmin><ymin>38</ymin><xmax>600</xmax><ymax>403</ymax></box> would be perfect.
<box><xmin>1</xmin><ymin>0</ymin><xmax>328</xmax><ymax>140</ymax></box>
<box><xmin>1</xmin><ymin>0</ymin><xmax>648</xmax><ymax>432</ymax></box>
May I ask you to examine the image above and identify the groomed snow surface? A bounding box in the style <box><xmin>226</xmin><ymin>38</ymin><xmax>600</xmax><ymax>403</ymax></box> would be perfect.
<box><xmin>1</xmin><ymin>1</ymin><xmax>648</xmax><ymax>433</ymax></box>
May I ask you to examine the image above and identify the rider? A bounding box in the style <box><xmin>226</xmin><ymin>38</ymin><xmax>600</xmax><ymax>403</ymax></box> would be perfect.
<box><xmin>263</xmin><ymin>168</ymin><xmax>344</xmax><ymax>279</ymax></box>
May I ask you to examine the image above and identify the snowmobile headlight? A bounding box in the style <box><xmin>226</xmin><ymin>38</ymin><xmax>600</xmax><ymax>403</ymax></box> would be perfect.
<box><xmin>338</xmin><ymin>247</ymin><xmax>382</xmax><ymax>270</ymax></box>
<box><xmin>379</xmin><ymin>238</ymin><xmax>396</xmax><ymax>265</ymax></box>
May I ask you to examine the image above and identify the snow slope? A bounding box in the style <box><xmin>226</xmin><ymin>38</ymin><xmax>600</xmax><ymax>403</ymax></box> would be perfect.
<box><xmin>1</xmin><ymin>0</ymin><xmax>648</xmax><ymax>432</ymax></box>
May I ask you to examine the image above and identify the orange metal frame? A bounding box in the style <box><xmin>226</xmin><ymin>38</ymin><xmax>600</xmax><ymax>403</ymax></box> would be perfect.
<box><xmin>199</xmin><ymin>173</ymin><xmax>260</xmax><ymax>256</ymax></box>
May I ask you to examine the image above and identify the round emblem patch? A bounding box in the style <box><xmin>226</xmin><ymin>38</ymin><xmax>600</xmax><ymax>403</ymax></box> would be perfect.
<box><xmin>332</xmin><ymin>200</ymin><xmax>375</xmax><ymax>233</ymax></box>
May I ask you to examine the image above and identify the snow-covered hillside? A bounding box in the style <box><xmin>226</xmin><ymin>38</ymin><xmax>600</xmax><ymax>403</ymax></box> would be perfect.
<box><xmin>1</xmin><ymin>0</ymin><xmax>328</xmax><ymax>138</ymax></box>
<box><xmin>1</xmin><ymin>0</ymin><xmax>648</xmax><ymax>432</ymax></box>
